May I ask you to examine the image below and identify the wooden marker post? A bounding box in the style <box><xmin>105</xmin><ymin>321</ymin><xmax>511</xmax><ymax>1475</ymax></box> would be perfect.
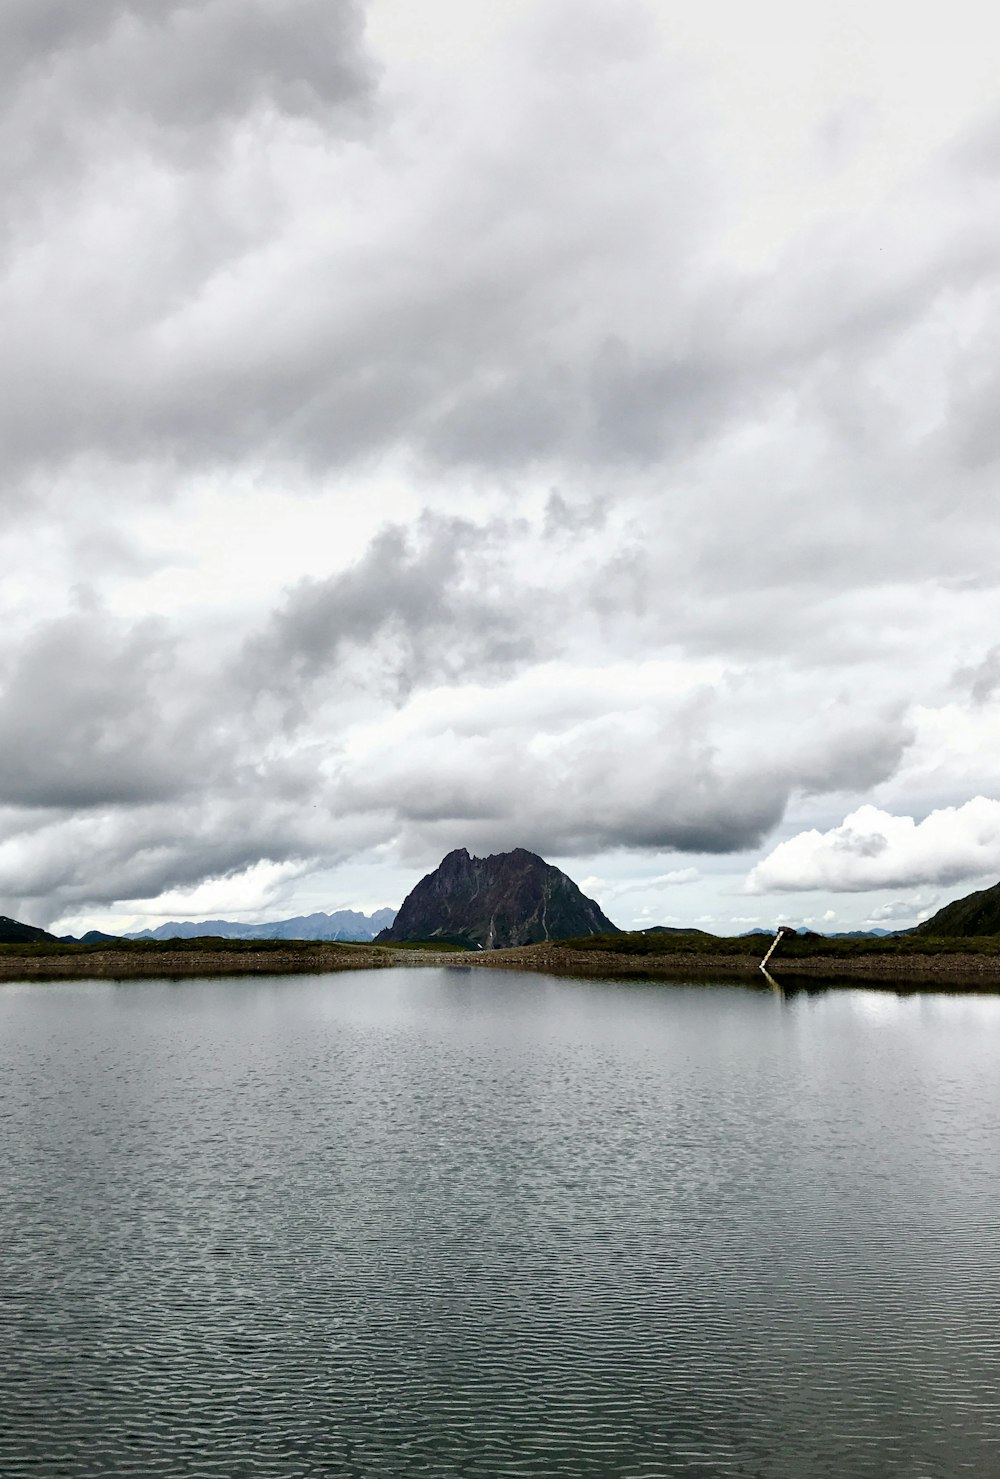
<box><xmin>760</xmin><ymin>924</ymin><xmax>795</xmax><ymax>973</ymax></box>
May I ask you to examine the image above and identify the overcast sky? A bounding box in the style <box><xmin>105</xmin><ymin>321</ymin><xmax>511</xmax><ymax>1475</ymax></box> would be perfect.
<box><xmin>4</xmin><ymin>0</ymin><xmax>1000</xmax><ymax>936</ymax></box>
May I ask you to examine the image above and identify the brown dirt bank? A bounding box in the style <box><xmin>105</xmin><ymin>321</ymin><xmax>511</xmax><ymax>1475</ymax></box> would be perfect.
<box><xmin>0</xmin><ymin>944</ymin><xmax>398</xmax><ymax>981</ymax></box>
<box><xmin>2</xmin><ymin>941</ymin><xmax>1000</xmax><ymax>989</ymax></box>
<box><xmin>442</xmin><ymin>944</ymin><xmax>1000</xmax><ymax>987</ymax></box>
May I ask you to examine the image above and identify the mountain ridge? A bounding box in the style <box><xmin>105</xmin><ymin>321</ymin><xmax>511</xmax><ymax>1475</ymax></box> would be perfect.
<box><xmin>914</xmin><ymin>880</ymin><xmax>1000</xmax><ymax>937</ymax></box>
<box><xmin>0</xmin><ymin>915</ymin><xmax>57</xmax><ymax>944</ymax></box>
<box><xmin>126</xmin><ymin>908</ymin><xmax>396</xmax><ymax>943</ymax></box>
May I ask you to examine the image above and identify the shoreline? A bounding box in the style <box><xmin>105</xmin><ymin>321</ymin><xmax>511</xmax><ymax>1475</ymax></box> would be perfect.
<box><xmin>2</xmin><ymin>941</ymin><xmax>1000</xmax><ymax>989</ymax></box>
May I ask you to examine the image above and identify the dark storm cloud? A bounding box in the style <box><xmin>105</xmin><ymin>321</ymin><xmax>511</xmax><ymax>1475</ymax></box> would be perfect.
<box><xmin>0</xmin><ymin>0</ymin><xmax>379</xmax><ymax>492</ymax></box>
<box><xmin>2</xmin><ymin>0</ymin><xmax>997</xmax><ymax>513</ymax></box>
<box><xmin>325</xmin><ymin>665</ymin><xmax>914</xmax><ymax>864</ymax></box>
<box><xmin>245</xmin><ymin>513</ymin><xmax>542</xmax><ymax>710</ymax></box>
<box><xmin>0</xmin><ymin>0</ymin><xmax>375</xmax><ymax>133</ymax></box>
<box><xmin>953</xmin><ymin>644</ymin><xmax>1000</xmax><ymax>705</ymax></box>
<box><xmin>0</xmin><ymin>0</ymin><xmax>722</xmax><ymax>485</ymax></box>
<box><xmin>0</xmin><ymin>503</ymin><xmax>918</xmax><ymax>921</ymax></box>
<box><xmin>336</xmin><ymin>757</ymin><xmax>786</xmax><ymax>869</ymax></box>
<box><xmin>0</xmin><ymin>795</ymin><xmax>344</xmax><ymax>922</ymax></box>
<box><xmin>783</xmin><ymin>710</ymin><xmax>913</xmax><ymax>797</ymax></box>
<box><xmin>417</xmin><ymin>339</ymin><xmax>745</xmax><ymax>473</ymax></box>
<box><xmin>542</xmin><ymin>490</ymin><xmax>609</xmax><ymax>539</ymax></box>
<box><xmin>0</xmin><ymin>0</ymin><xmax>136</xmax><ymax>77</ymax></box>
<box><xmin>285</xmin><ymin>182</ymin><xmax>997</xmax><ymax>484</ymax></box>
<box><xmin>0</xmin><ymin>607</ymin><xmax>357</xmax><ymax>921</ymax></box>
<box><xmin>0</xmin><ymin>511</ymin><xmax>545</xmax><ymax>918</ymax></box>
<box><xmin>522</xmin><ymin>770</ymin><xmax>789</xmax><ymax>858</ymax></box>
<box><xmin>0</xmin><ymin>609</ymin><xmax>208</xmax><ymax>808</ymax></box>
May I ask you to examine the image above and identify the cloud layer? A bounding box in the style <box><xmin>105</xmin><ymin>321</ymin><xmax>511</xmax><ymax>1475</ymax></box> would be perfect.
<box><xmin>2</xmin><ymin>0</ymin><xmax>1000</xmax><ymax>929</ymax></box>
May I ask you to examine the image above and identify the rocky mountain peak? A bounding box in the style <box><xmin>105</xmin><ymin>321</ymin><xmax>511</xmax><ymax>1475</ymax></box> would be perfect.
<box><xmin>375</xmin><ymin>848</ymin><xmax>619</xmax><ymax>949</ymax></box>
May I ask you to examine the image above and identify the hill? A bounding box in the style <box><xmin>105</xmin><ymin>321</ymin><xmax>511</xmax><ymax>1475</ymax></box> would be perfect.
<box><xmin>641</xmin><ymin>925</ymin><xmax>715</xmax><ymax>936</ymax></box>
<box><xmin>375</xmin><ymin>847</ymin><xmax>619</xmax><ymax>949</ymax></box>
<box><xmin>0</xmin><ymin>915</ymin><xmax>57</xmax><ymax>944</ymax></box>
<box><xmin>127</xmin><ymin>908</ymin><xmax>396</xmax><ymax>943</ymax></box>
<box><xmin>914</xmin><ymin>881</ymin><xmax>1000</xmax><ymax>937</ymax></box>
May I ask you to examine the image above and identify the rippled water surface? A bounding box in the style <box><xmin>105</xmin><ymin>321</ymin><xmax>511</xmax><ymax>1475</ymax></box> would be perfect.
<box><xmin>2</xmin><ymin>970</ymin><xmax>999</xmax><ymax>1477</ymax></box>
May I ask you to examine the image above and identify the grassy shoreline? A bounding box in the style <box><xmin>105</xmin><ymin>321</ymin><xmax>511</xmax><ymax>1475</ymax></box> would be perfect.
<box><xmin>2</xmin><ymin>934</ymin><xmax>1000</xmax><ymax>989</ymax></box>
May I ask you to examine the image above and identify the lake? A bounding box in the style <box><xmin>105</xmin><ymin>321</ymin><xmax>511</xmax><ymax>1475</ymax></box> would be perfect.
<box><xmin>1</xmin><ymin>969</ymin><xmax>998</xmax><ymax>1477</ymax></box>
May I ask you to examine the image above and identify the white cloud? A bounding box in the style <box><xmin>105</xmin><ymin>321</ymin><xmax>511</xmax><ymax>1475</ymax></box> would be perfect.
<box><xmin>863</xmin><ymin>896</ymin><xmax>939</xmax><ymax>926</ymax></box>
<box><xmin>644</xmin><ymin>868</ymin><xmax>701</xmax><ymax>888</ymax></box>
<box><xmin>582</xmin><ymin>868</ymin><xmax>701</xmax><ymax>902</ymax></box>
<box><xmin>747</xmin><ymin>798</ymin><xmax>1000</xmax><ymax>894</ymax></box>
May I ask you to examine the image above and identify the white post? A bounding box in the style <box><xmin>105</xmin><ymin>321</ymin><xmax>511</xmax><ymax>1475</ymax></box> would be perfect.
<box><xmin>760</xmin><ymin>926</ymin><xmax>790</xmax><ymax>972</ymax></box>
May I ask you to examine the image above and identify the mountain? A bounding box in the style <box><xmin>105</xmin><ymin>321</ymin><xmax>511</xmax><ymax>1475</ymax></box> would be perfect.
<box><xmin>375</xmin><ymin>847</ymin><xmax>620</xmax><ymax>949</ymax></box>
<box><xmin>127</xmin><ymin>908</ymin><xmax>396</xmax><ymax>943</ymax></box>
<box><xmin>736</xmin><ymin>927</ymin><xmax>898</xmax><ymax>940</ymax></box>
<box><xmin>914</xmin><ymin>881</ymin><xmax>1000</xmax><ymax>937</ymax></box>
<box><xmin>641</xmin><ymin>925</ymin><xmax>714</xmax><ymax>936</ymax></box>
<box><xmin>56</xmin><ymin>930</ymin><xmax>129</xmax><ymax>944</ymax></box>
<box><xmin>0</xmin><ymin>915</ymin><xmax>57</xmax><ymax>944</ymax></box>
<box><xmin>823</xmin><ymin>929</ymin><xmax>898</xmax><ymax>939</ymax></box>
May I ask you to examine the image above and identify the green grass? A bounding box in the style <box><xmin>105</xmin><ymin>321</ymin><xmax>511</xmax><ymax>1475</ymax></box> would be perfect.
<box><xmin>0</xmin><ymin>936</ymin><xmax>365</xmax><ymax>958</ymax></box>
<box><xmin>0</xmin><ymin>935</ymin><xmax>475</xmax><ymax>959</ymax></box>
<box><xmin>557</xmin><ymin>930</ymin><xmax>1000</xmax><ymax>958</ymax></box>
<box><xmin>4</xmin><ymin>930</ymin><xmax>998</xmax><ymax>965</ymax></box>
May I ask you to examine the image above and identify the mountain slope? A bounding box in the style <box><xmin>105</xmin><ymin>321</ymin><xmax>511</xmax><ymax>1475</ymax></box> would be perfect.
<box><xmin>914</xmin><ymin>881</ymin><xmax>1000</xmax><ymax>937</ymax></box>
<box><xmin>375</xmin><ymin>848</ymin><xmax>619</xmax><ymax>949</ymax></box>
<box><xmin>128</xmin><ymin>909</ymin><xmax>396</xmax><ymax>942</ymax></box>
<box><xmin>0</xmin><ymin>915</ymin><xmax>57</xmax><ymax>944</ymax></box>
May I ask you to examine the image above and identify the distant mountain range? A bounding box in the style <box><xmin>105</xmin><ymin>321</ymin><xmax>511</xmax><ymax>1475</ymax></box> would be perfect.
<box><xmin>735</xmin><ymin>927</ymin><xmax>897</xmax><ymax>939</ymax></box>
<box><xmin>126</xmin><ymin>909</ymin><xmax>396</xmax><ymax>942</ymax></box>
<box><xmin>823</xmin><ymin>928</ymin><xmax>897</xmax><ymax>938</ymax></box>
<box><xmin>376</xmin><ymin>847</ymin><xmax>619</xmax><ymax>949</ymax></box>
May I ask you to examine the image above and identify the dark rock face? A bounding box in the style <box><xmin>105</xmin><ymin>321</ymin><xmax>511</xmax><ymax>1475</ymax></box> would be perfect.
<box><xmin>914</xmin><ymin>880</ymin><xmax>1000</xmax><ymax>937</ymax></box>
<box><xmin>0</xmin><ymin>915</ymin><xmax>56</xmax><ymax>944</ymax></box>
<box><xmin>375</xmin><ymin>848</ymin><xmax>620</xmax><ymax>949</ymax></box>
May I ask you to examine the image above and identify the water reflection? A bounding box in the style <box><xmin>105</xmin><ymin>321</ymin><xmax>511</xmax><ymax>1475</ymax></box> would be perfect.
<box><xmin>758</xmin><ymin>964</ymin><xmax>782</xmax><ymax>994</ymax></box>
<box><xmin>1</xmin><ymin>969</ymin><xmax>998</xmax><ymax>1478</ymax></box>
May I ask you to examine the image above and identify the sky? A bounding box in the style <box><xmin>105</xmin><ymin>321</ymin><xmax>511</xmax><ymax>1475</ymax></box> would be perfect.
<box><xmin>3</xmin><ymin>0</ymin><xmax>1000</xmax><ymax>937</ymax></box>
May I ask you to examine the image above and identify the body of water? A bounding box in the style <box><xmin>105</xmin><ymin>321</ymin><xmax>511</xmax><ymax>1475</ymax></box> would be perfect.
<box><xmin>1</xmin><ymin>969</ymin><xmax>998</xmax><ymax>1477</ymax></box>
